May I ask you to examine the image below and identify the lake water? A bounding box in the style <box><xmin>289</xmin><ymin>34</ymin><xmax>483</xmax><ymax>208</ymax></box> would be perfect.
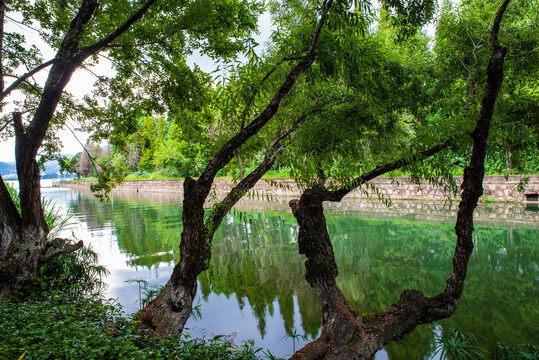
<box><xmin>40</xmin><ymin>185</ymin><xmax>538</xmax><ymax>359</ymax></box>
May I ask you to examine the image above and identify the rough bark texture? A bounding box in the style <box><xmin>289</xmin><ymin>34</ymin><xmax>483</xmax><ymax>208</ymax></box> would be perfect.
<box><xmin>137</xmin><ymin>0</ymin><xmax>335</xmax><ymax>336</ymax></box>
<box><xmin>289</xmin><ymin>1</ymin><xmax>510</xmax><ymax>358</ymax></box>
<box><xmin>0</xmin><ymin>0</ymin><xmax>4</xmax><ymax>95</ymax></box>
<box><xmin>0</xmin><ymin>0</ymin><xmax>156</xmax><ymax>297</ymax></box>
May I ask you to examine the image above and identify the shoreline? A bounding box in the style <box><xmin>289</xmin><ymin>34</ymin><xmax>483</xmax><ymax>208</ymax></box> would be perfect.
<box><xmin>60</xmin><ymin>175</ymin><xmax>539</xmax><ymax>203</ymax></box>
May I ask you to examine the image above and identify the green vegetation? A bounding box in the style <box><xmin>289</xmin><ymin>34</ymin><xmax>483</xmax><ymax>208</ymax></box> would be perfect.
<box><xmin>433</xmin><ymin>328</ymin><xmax>488</xmax><ymax>360</ymax></box>
<box><xmin>0</xmin><ymin>295</ymin><xmax>263</xmax><ymax>360</ymax></box>
<box><xmin>1</xmin><ymin>180</ymin><xmax>265</xmax><ymax>359</ymax></box>
<box><xmin>348</xmin><ymin>331</ymin><xmax>362</xmax><ymax>346</ymax></box>
<box><xmin>59</xmin><ymin>0</ymin><xmax>538</xmax><ymax>185</ymax></box>
<box><xmin>70</xmin><ymin>191</ymin><xmax>537</xmax><ymax>357</ymax></box>
<box><xmin>1</xmin><ymin>0</ymin><xmax>537</xmax><ymax>357</ymax></box>
<box><xmin>433</xmin><ymin>328</ymin><xmax>538</xmax><ymax>360</ymax></box>
<box><xmin>1</xmin><ymin>188</ymin><xmax>262</xmax><ymax>359</ymax></box>
<box><xmin>61</xmin><ymin>192</ymin><xmax>539</xmax><ymax>358</ymax></box>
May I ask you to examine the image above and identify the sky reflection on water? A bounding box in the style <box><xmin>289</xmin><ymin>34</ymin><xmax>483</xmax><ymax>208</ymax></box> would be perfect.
<box><xmin>41</xmin><ymin>187</ymin><xmax>538</xmax><ymax>359</ymax></box>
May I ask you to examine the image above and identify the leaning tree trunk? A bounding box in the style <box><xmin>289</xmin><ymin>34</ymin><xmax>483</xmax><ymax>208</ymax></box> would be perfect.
<box><xmin>288</xmin><ymin>1</ymin><xmax>510</xmax><ymax>358</ymax></box>
<box><xmin>137</xmin><ymin>0</ymin><xmax>334</xmax><ymax>336</ymax></box>
<box><xmin>138</xmin><ymin>146</ymin><xmax>287</xmax><ymax>335</ymax></box>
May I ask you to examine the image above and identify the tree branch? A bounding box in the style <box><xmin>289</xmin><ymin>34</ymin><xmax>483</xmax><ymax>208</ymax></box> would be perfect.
<box><xmin>197</xmin><ymin>0</ymin><xmax>335</xmax><ymax>189</ymax></box>
<box><xmin>24</xmin><ymin>0</ymin><xmax>157</xmax><ymax>156</ymax></box>
<box><xmin>77</xmin><ymin>0</ymin><xmax>159</xmax><ymax>59</ymax></box>
<box><xmin>323</xmin><ymin>141</ymin><xmax>451</xmax><ymax>202</ymax></box>
<box><xmin>490</xmin><ymin>0</ymin><xmax>511</xmax><ymax>50</ymax></box>
<box><xmin>0</xmin><ymin>0</ymin><xmax>5</xmax><ymax>95</ymax></box>
<box><xmin>0</xmin><ymin>60</ymin><xmax>55</xmax><ymax>102</ymax></box>
<box><xmin>40</xmin><ymin>238</ymin><xmax>84</xmax><ymax>266</ymax></box>
<box><xmin>205</xmin><ymin>95</ymin><xmax>349</xmax><ymax>238</ymax></box>
<box><xmin>205</xmin><ymin>141</ymin><xmax>288</xmax><ymax>239</ymax></box>
<box><xmin>0</xmin><ymin>119</ymin><xmax>9</xmax><ymax>133</ymax></box>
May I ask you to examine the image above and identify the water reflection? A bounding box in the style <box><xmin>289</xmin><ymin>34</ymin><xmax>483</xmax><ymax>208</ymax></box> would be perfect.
<box><xmin>44</xmin><ymin>188</ymin><xmax>538</xmax><ymax>359</ymax></box>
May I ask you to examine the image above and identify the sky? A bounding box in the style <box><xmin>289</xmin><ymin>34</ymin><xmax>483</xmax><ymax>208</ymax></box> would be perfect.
<box><xmin>0</xmin><ymin>10</ymin><xmax>274</xmax><ymax>163</ymax></box>
<box><xmin>0</xmin><ymin>6</ymin><xmax>435</xmax><ymax>164</ymax></box>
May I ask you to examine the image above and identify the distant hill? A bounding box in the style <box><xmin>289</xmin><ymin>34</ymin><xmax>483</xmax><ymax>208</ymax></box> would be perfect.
<box><xmin>0</xmin><ymin>159</ymin><xmax>67</xmax><ymax>180</ymax></box>
<box><xmin>0</xmin><ymin>162</ymin><xmax>17</xmax><ymax>179</ymax></box>
<box><xmin>41</xmin><ymin>160</ymin><xmax>61</xmax><ymax>179</ymax></box>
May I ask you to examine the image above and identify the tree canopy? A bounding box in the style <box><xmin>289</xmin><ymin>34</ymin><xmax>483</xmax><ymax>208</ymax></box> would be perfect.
<box><xmin>0</xmin><ymin>0</ymin><xmax>538</xmax><ymax>358</ymax></box>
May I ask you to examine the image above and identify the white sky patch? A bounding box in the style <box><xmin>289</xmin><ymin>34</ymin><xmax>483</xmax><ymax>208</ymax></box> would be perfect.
<box><xmin>1</xmin><ymin>6</ymin><xmax>438</xmax><ymax>164</ymax></box>
<box><xmin>1</xmin><ymin>10</ymin><xmax>276</xmax><ymax>163</ymax></box>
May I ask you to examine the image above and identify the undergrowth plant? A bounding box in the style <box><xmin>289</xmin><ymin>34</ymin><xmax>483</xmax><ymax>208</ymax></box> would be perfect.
<box><xmin>433</xmin><ymin>328</ymin><xmax>488</xmax><ymax>360</ymax></box>
<box><xmin>432</xmin><ymin>328</ymin><xmax>538</xmax><ymax>360</ymax></box>
<box><xmin>39</xmin><ymin>245</ymin><xmax>110</xmax><ymax>299</ymax></box>
<box><xmin>0</xmin><ymin>293</ymin><xmax>264</xmax><ymax>359</ymax></box>
<box><xmin>2</xmin><ymin>184</ymin><xmax>266</xmax><ymax>359</ymax></box>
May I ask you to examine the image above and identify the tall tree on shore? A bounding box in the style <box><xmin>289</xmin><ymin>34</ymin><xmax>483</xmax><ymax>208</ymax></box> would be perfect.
<box><xmin>0</xmin><ymin>0</ymin><xmax>261</xmax><ymax>296</ymax></box>
<box><xmin>0</xmin><ymin>0</ymin><xmax>159</xmax><ymax>296</ymax></box>
<box><xmin>137</xmin><ymin>0</ymin><xmax>443</xmax><ymax>337</ymax></box>
<box><xmin>288</xmin><ymin>0</ymin><xmax>514</xmax><ymax>358</ymax></box>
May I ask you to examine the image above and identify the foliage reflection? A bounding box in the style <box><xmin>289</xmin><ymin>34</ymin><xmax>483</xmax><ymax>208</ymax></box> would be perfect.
<box><xmin>69</xmin><ymin>195</ymin><xmax>538</xmax><ymax>358</ymax></box>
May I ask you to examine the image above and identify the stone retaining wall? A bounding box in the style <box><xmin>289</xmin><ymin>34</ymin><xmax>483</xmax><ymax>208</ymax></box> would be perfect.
<box><xmin>62</xmin><ymin>175</ymin><xmax>539</xmax><ymax>202</ymax></box>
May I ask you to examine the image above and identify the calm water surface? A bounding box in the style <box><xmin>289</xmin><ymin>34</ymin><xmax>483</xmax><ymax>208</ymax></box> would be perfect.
<box><xmin>41</xmin><ymin>186</ymin><xmax>538</xmax><ymax>359</ymax></box>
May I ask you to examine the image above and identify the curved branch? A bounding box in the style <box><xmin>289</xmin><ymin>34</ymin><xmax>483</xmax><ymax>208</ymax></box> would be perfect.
<box><xmin>0</xmin><ymin>60</ymin><xmax>54</xmax><ymax>101</ymax></box>
<box><xmin>197</xmin><ymin>0</ymin><xmax>335</xmax><ymax>189</ymax></box>
<box><xmin>77</xmin><ymin>0</ymin><xmax>159</xmax><ymax>59</ymax></box>
<box><xmin>490</xmin><ymin>0</ymin><xmax>511</xmax><ymax>49</ymax></box>
<box><xmin>24</xmin><ymin>0</ymin><xmax>157</xmax><ymax>156</ymax></box>
<box><xmin>40</xmin><ymin>238</ymin><xmax>84</xmax><ymax>266</ymax></box>
<box><xmin>324</xmin><ymin>141</ymin><xmax>451</xmax><ymax>202</ymax></box>
<box><xmin>205</xmin><ymin>141</ymin><xmax>288</xmax><ymax>239</ymax></box>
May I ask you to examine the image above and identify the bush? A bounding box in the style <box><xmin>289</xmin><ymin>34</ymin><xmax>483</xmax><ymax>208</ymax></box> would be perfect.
<box><xmin>0</xmin><ymin>293</ymin><xmax>262</xmax><ymax>359</ymax></box>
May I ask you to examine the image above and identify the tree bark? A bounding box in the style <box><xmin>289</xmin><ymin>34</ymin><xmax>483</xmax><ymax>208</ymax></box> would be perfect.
<box><xmin>138</xmin><ymin>142</ymin><xmax>287</xmax><ymax>335</ymax></box>
<box><xmin>0</xmin><ymin>0</ymin><xmax>5</xmax><ymax>96</ymax></box>
<box><xmin>0</xmin><ymin>0</ymin><xmax>157</xmax><ymax>297</ymax></box>
<box><xmin>289</xmin><ymin>1</ymin><xmax>510</xmax><ymax>358</ymax></box>
<box><xmin>137</xmin><ymin>1</ymin><xmax>336</xmax><ymax>335</ymax></box>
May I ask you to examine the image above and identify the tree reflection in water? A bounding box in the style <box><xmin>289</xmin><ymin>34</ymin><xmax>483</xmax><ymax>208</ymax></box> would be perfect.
<box><xmin>64</xmin><ymin>190</ymin><xmax>538</xmax><ymax>359</ymax></box>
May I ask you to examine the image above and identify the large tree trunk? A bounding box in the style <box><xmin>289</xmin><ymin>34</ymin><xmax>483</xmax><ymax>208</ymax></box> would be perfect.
<box><xmin>137</xmin><ymin>0</ymin><xmax>334</xmax><ymax>336</ymax></box>
<box><xmin>138</xmin><ymin>176</ymin><xmax>210</xmax><ymax>334</ymax></box>
<box><xmin>0</xmin><ymin>114</ymin><xmax>83</xmax><ymax>297</ymax></box>
<box><xmin>0</xmin><ymin>113</ymin><xmax>50</xmax><ymax>297</ymax></box>
<box><xmin>288</xmin><ymin>1</ymin><xmax>510</xmax><ymax>358</ymax></box>
<box><xmin>0</xmin><ymin>0</ymin><xmax>157</xmax><ymax>297</ymax></box>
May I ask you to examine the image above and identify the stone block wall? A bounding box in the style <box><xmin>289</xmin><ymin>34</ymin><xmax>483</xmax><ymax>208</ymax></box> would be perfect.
<box><xmin>62</xmin><ymin>175</ymin><xmax>539</xmax><ymax>202</ymax></box>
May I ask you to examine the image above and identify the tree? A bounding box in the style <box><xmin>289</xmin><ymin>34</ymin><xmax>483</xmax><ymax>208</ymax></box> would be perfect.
<box><xmin>75</xmin><ymin>141</ymin><xmax>104</xmax><ymax>177</ymax></box>
<box><xmin>136</xmin><ymin>0</ymin><xmax>448</xmax><ymax>337</ymax></box>
<box><xmin>0</xmin><ymin>0</ymin><xmax>260</xmax><ymax>296</ymax></box>
<box><xmin>0</xmin><ymin>0</ymin><xmax>159</xmax><ymax>296</ymax></box>
<box><xmin>286</xmin><ymin>0</ymin><xmax>515</xmax><ymax>358</ymax></box>
<box><xmin>138</xmin><ymin>0</ymin><xmax>534</xmax><ymax>358</ymax></box>
<box><xmin>136</xmin><ymin>0</ymin><xmax>337</xmax><ymax>335</ymax></box>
